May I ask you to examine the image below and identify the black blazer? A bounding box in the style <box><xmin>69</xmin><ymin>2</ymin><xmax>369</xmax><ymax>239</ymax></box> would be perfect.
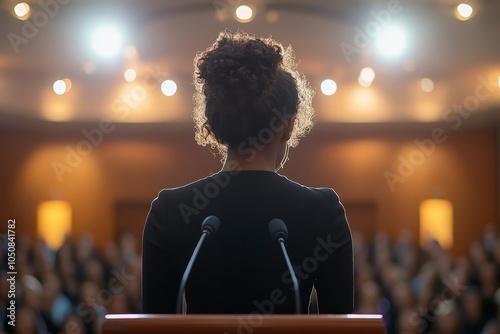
<box><xmin>142</xmin><ymin>170</ymin><xmax>353</xmax><ymax>314</ymax></box>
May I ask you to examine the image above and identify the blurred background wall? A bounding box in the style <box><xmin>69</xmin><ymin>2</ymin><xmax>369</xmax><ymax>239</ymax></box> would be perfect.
<box><xmin>1</xmin><ymin>117</ymin><xmax>497</xmax><ymax>256</ymax></box>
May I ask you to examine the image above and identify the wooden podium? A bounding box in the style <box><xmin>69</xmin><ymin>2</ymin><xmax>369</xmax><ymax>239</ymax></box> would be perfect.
<box><xmin>103</xmin><ymin>314</ymin><xmax>385</xmax><ymax>334</ymax></box>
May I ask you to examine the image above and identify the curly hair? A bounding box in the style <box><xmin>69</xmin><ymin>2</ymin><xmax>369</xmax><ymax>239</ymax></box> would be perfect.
<box><xmin>192</xmin><ymin>30</ymin><xmax>315</xmax><ymax>158</ymax></box>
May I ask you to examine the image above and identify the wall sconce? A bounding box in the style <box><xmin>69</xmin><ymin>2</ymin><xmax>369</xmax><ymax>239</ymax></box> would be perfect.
<box><xmin>37</xmin><ymin>200</ymin><xmax>72</xmax><ymax>250</ymax></box>
<box><xmin>419</xmin><ymin>199</ymin><xmax>453</xmax><ymax>249</ymax></box>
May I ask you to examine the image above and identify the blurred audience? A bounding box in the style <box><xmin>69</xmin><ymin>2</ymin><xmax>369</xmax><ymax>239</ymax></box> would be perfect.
<box><xmin>354</xmin><ymin>225</ymin><xmax>500</xmax><ymax>334</ymax></box>
<box><xmin>1</xmin><ymin>226</ymin><xmax>499</xmax><ymax>334</ymax></box>
<box><xmin>1</xmin><ymin>232</ymin><xmax>140</xmax><ymax>334</ymax></box>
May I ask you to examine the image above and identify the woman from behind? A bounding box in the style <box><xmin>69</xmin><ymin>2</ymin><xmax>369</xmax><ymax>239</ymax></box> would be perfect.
<box><xmin>142</xmin><ymin>30</ymin><xmax>353</xmax><ymax>314</ymax></box>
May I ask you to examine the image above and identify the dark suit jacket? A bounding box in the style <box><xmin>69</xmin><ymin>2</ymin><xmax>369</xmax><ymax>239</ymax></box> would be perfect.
<box><xmin>142</xmin><ymin>170</ymin><xmax>353</xmax><ymax>314</ymax></box>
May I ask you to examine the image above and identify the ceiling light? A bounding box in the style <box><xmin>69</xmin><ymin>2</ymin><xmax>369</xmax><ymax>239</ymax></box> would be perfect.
<box><xmin>420</xmin><ymin>78</ymin><xmax>434</xmax><ymax>93</ymax></box>
<box><xmin>321</xmin><ymin>79</ymin><xmax>337</xmax><ymax>96</ymax></box>
<box><xmin>376</xmin><ymin>26</ymin><xmax>406</xmax><ymax>57</ymax></box>
<box><xmin>161</xmin><ymin>80</ymin><xmax>177</xmax><ymax>96</ymax></box>
<box><xmin>456</xmin><ymin>4</ymin><xmax>473</xmax><ymax>20</ymax></box>
<box><xmin>359</xmin><ymin>67</ymin><xmax>375</xmax><ymax>82</ymax></box>
<box><xmin>14</xmin><ymin>2</ymin><xmax>30</xmax><ymax>19</ymax></box>
<box><xmin>358</xmin><ymin>67</ymin><xmax>375</xmax><ymax>87</ymax></box>
<box><xmin>124</xmin><ymin>69</ymin><xmax>136</xmax><ymax>82</ymax></box>
<box><xmin>91</xmin><ymin>26</ymin><xmax>123</xmax><ymax>58</ymax></box>
<box><xmin>235</xmin><ymin>5</ymin><xmax>253</xmax><ymax>22</ymax></box>
<box><xmin>53</xmin><ymin>80</ymin><xmax>67</xmax><ymax>95</ymax></box>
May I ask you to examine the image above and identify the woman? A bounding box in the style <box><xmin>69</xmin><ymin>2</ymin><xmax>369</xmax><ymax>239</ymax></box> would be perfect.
<box><xmin>142</xmin><ymin>30</ymin><xmax>353</xmax><ymax>314</ymax></box>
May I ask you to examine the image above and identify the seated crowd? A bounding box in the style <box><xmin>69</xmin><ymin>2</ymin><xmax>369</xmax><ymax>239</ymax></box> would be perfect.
<box><xmin>1</xmin><ymin>226</ymin><xmax>499</xmax><ymax>334</ymax></box>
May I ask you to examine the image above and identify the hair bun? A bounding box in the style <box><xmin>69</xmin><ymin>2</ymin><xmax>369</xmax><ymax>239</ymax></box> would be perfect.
<box><xmin>193</xmin><ymin>30</ymin><xmax>315</xmax><ymax>156</ymax></box>
<box><xmin>196</xmin><ymin>31</ymin><xmax>283</xmax><ymax>107</ymax></box>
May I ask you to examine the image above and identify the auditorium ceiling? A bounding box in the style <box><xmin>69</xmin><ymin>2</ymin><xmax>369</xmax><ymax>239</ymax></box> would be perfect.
<box><xmin>0</xmin><ymin>0</ymin><xmax>499</xmax><ymax>124</ymax></box>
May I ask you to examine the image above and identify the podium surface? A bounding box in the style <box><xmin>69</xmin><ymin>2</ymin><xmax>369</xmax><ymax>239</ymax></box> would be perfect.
<box><xmin>103</xmin><ymin>314</ymin><xmax>385</xmax><ymax>334</ymax></box>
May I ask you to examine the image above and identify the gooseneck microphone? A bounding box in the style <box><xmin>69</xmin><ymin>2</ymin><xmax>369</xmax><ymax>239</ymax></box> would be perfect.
<box><xmin>268</xmin><ymin>218</ymin><xmax>301</xmax><ymax>314</ymax></box>
<box><xmin>176</xmin><ymin>215</ymin><xmax>220</xmax><ymax>314</ymax></box>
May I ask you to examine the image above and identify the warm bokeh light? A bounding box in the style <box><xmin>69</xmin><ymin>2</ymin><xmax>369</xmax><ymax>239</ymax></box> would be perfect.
<box><xmin>83</xmin><ymin>61</ymin><xmax>96</xmax><ymax>74</ymax></box>
<box><xmin>53</xmin><ymin>80</ymin><xmax>67</xmax><ymax>95</ymax></box>
<box><xmin>42</xmin><ymin>87</ymin><xmax>76</xmax><ymax>121</ymax></box>
<box><xmin>358</xmin><ymin>79</ymin><xmax>371</xmax><ymax>88</ymax></box>
<box><xmin>14</xmin><ymin>2</ymin><xmax>30</xmax><ymax>19</ymax></box>
<box><xmin>409</xmin><ymin>95</ymin><xmax>443</xmax><ymax>122</ymax></box>
<box><xmin>360</xmin><ymin>67</ymin><xmax>376</xmax><ymax>82</ymax></box>
<box><xmin>124</xmin><ymin>45</ymin><xmax>138</xmax><ymax>60</ymax></box>
<box><xmin>420</xmin><ymin>78</ymin><xmax>434</xmax><ymax>93</ymax></box>
<box><xmin>108</xmin><ymin>81</ymin><xmax>189</xmax><ymax>122</ymax></box>
<box><xmin>376</xmin><ymin>26</ymin><xmax>406</xmax><ymax>57</ymax></box>
<box><xmin>321</xmin><ymin>79</ymin><xmax>337</xmax><ymax>96</ymax></box>
<box><xmin>420</xmin><ymin>199</ymin><xmax>453</xmax><ymax>249</ymax></box>
<box><xmin>498</xmin><ymin>75</ymin><xmax>500</xmax><ymax>87</ymax></box>
<box><xmin>161</xmin><ymin>80</ymin><xmax>177</xmax><ymax>96</ymax></box>
<box><xmin>52</xmin><ymin>79</ymin><xmax>72</xmax><ymax>95</ymax></box>
<box><xmin>235</xmin><ymin>5</ymin><xmax>253</xmax><ymax>22</ymax></box>
<box><xmin>91</xmin><ymin>26</ymin><xmax>123</xmax><ymax>58</ymax></box>
<box><xmin>124</xmin><ymin>68</ymin><xmax>137</xmax><ymax>82</ymax></box>
<box><xmin>412</xmin><ymin>99</ymin><xmax>443</xmax><ymax>122</ymax></box>
<box><xmin>358</xmin><ymin>67</ymin><xmax>375</xmax><ymax>87</ymax></box>
<box><xmin>266</xmin><ymin>10</ymin><xmax>279</xmax><ymax>23</ymax></box>
<box><xmin>37</xmin><ymin>200</ymin><xmax>72</xmax><ymax>250</ymax></box>
<box><xmin>349</xmin><ymin>88</ymin><xmax>381</xmax><ymax>113</ymax></box>
<box><xmin>456</xmin><ymin>4</ymin><xmax>473</xmax><ymax>20</ymax></box>
<box><xmin>63</xmin><ymin>78</ymin><xmax>72</xmax><ymax>92</ymax></box>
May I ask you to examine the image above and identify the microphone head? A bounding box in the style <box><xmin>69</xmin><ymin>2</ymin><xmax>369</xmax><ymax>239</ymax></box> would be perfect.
<box><xmin>201</xmin><ymin>215</ymin><xmax>220</xmax><ymax>236</ymax></box>
<box><xmin>268</xmin><ymin>218</ymin><xmax>288</xmax><ymax>241</ymax></box>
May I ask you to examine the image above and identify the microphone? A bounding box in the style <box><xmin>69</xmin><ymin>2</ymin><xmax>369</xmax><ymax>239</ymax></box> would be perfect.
<box><xmin>268</xmin><ymin>218</ymin><xmax>301</xmax><ymax>314</ymax></box>
<box><xmin>176</xmin><ymin>215</ymin><xmax>220</xmax><ymax>314</ymax></box>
